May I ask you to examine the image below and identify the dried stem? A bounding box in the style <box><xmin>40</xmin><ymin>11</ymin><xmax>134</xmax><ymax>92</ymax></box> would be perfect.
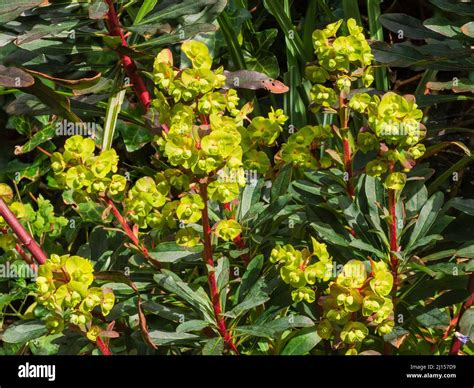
<box><xmin>200</xmin><ymin>183</ymin><xmax>238</xmax><ymax>353</ymax></box>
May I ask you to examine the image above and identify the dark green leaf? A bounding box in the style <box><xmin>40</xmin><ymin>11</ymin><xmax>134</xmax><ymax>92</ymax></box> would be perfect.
<box><xmin>459</xmin><ymin>309</ymin><xmax>474</xmax><ymax>343</ymax></box>
<box><xmin>379</xmin><ymin>14</ymin><xmax>445</xmax><ymax>40</ymax></box>
<box><xmin>2</xmin><ymin>320</ymin><xmax>48</xmax><ymax>344</ymax></box>
<box><xmin>202</xmin><ymin>337</ymin><xmax>224</xmax><ymax>355</ymax></box>
<box><xmin>149</xmin><ymin>242</ymin><xmax>202</xmax><ymax>263</ymax></box>
<box><xmin>148</xmin><ymin>330</ymin><xmax>200</xmax><ymax>346</ymax></box>
<box><xmin>0</xmin><ymin>0</ymin><xmax>43</xmax><ymax>23</ymax></box>
<box><xmin>406</xmin><ymin>192</ymin><xmax>444</xmax><ymax>252</ymax></box>
<box><xmin>176</xmin><ymin>320</ymin><xmax>210</xmax><ymax>333</ymax></box>
<box><xmin>236</xmin><ymin>255</ymin><xmax>264</xmax><ymax>303</ymax></box>
<box><xmin>281</xmin><ymin>327</ymin><xmax>321</xmax><ymax>355</ymax></box>
<box><xmin>416</xmin><ymin>308</ymin><xmax>450</xmax><ymax>328</ymax></box>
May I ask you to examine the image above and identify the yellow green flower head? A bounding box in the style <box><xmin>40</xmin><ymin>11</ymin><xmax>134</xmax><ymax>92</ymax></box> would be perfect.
<box><xmin>317</xmin><ymin>319</ymin><xmax>333</xmax><ymax>339</ymax></box>
<box><xmin>311</xmin><ymin>18</ymin><xmax>373</xmax><ymax>71</ymax></box>
<box><xmin>176</xmin><ymin>227</ymin><xmax>201</xmax><ymax>248</ymax></box>
<box><xmin>357</xmin><ymin>132</ymin><xmax>379</xmax><ymax>153</ymax></box>
<box><xmin>208</xmin><ymin>180</ymin><xmax>241</xmax><ymax>203</ymax></box>
<box><xmin>34</xmin><ymin>254</ymin><xmax>115</xmax><ymax>338</ymax></box>
<box><xmin>181</xmin><ymin>40</ymin><xmax>212</xmax><ymax>70</ymax></box>
<box><xmin>365</xmin><ymin>159</ymin><xmax>388</xmax><ymax>177</ymax></box>
<box><xmin>243</xmin><ymin>150</ymin><xmax>271</xmax><ymax>174</ymax></box>
<box><xmin>292</xmin><ymin>287</ymin><xmax>316</xmax><ymax>303</ymax></box>
<box><xmin>247</xmin><ymin>116</ymin><xmax>282</xmax><ymax>145</ymax></box>
<box><xmin>362</xmin><ymin>292</ymin><xmax>385</xmax><ymax>316</ymax></box>
<box><xmin>88</xmin><ymin>149</ymin><xmax>119</xmax><ymax>179</ymax></box>
<box><xmin>272</xmin><ymin>239</ymin><xmax>333</xmax><ymax>303</ymax></box>
<box><xmin>215</xmin><ymin>219</ymin><xmax>242</xmax><ymax>241</ymax></box>
<box><xmin>368</xmin><ymin>92</ymin><xmax>423</xmax><ymax>146</ymax></box>
<box><xmin>349</xmin><ymin>93</ymin><xmax>372</xmax><ymax>113</ymax></box>
<box><xmin>305</xmin><ymin>65</ymin><xmax>329</xmax><ymax>83</ymax></box>
<box><xmin>408</xmin><ymin>143</ymin><xmax>426</xmax><ymax>160</ymax></box>
<box><xmin>330</xmin><ymin>283</ymin><xmax>363</xmax><ymax>312</ymax></box>
<box><xmin>340</xmin><ymin>322</ymin><xmax>368</xmax><ymax>344</ymax></box>
<box><xmin>384</xmin><ymin>172</ymin><xmax>407</xmax><ymax>191</ymax></box>
<box><xmin>268</xmin><ymin>107</ymin><xmax>289</xmax><ymax>126</ymax></box>
<box><xmin>281</xmin><ymin>266</ymin><xmax>306</xmax><ymax>288</ymax></box>
<box><xmin>369</xmin><ymin>270</ymin><xmax>394</xmax><ymax>297</ymax></box>
<box><xmin>337</xmin><ymin>260</ymin><xmax>367</xmax><ymax>288</ymax></box>
<box><xmin>310</xmin><ymin>84</ymin><xmax>337</xmax><ymax>112</ymax></box>
<box><xmin>63</xmin><ymin>135</ymin><xmax>95</xmax><ymax>163</ymax></box>
<box><xmin>176</xmin><ymin>194</ymin><xmax>204</xmax><ymax>224</ymax></box>
<box><xmin>375</xmin><ymin>319</ymin><xmax>394</xmax><ymax>336</ymax></box>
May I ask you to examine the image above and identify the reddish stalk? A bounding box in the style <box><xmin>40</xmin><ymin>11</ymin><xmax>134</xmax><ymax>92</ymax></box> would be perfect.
<box><xmin>105</xmin><ymin>0</ymin><xmax>151</xmax><ymax>110</ymax></box>
<box><xmin>223</xmin><ymin>202</ymin><xmax>249</xmax><ymax>266</ymax></box>
<box><xmin>200</xmin><ymin>183</ymin><xmax>238</xmax><ymax>353</ymax></box>
<box><xmin>102</xmin><ymin>197</ymin><xmax>161</xmax><ymax>269</ymax></box>
<box><xmin>338</xmin><ymin>93</ymin><xmax>354</xmax><ymax>197</ymax></box>
<box><xmin>0</xmin><ymin>198</ymin><xmax>47</xmax><ymax>265</ymax></box>
<box><xmin>449</xmin><ymin>273</ymin><xmax>474</xmax><ymax>355</ymax></box>
<box><xmin>388</xmin><ymin>188</ymin><xmax>399</xmax><ymax>272</ymax></box>
<box><xmin>384</xmin><ymin>183</ymin><xmax>400</xmax><ymax>355</ymax></box>
<box><xmin>342</xmin><ymin>138</ymin><xmax>354</xmax><ymax>197</ymax></box>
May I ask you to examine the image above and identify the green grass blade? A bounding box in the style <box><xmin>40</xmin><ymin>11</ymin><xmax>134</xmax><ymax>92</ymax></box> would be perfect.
<box><xmin>367</xmin><ymin>0</ymin><xmax>389</xmax><ymax>91</ymax></box>
<box><xmin>428</xmin><ymin>155</ymin><xmax>474</xmax><ymax>195</ymax></box>
<box><xmin>302</xmin><ymin>0</ymin><xmax>318</xmax><ymax>55</ymax></box>
<box><xmin>134</xmin><ymin>0</ymin><xmax>158</xmax><ymax>25</ymax></box>
<box><xmin>217</xmin><ymin>12</ymin><xmax>247</xmax><ymax>70</ymax></box>
<box><xmin>343</xmin><ymin>0</ymin><xmax>362</xmax><ymax>25</ymax></box>
<box><xmin>102</xmin><ymin>77</ymin><xmax>126</xmax><ymax>151</ymax></box>
<box><xmin>263</xmin><ymin>0</ymin><xmax>311</xmax><ymax>62</ymax></box>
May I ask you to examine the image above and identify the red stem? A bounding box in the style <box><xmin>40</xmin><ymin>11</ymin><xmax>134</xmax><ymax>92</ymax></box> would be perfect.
<box><xmin>0</xmin><ymin>198</ymin><xmax>47</xmax><ymax>265</ymax></box>
<box><xmin>105</xmin><ymin>0</ymin><xmax>151</xmax><ymax>110</ymax></box>
<box><xmin>343</xmin><ymin>137</ymin><xmax>354</xmax><ymax>197</ymax></box>
<box><xmin>103</xmin><ymin>197</ymin><xmax>161</xmax><ymax>269</ymax></box>
<box><xmin>384</xmin><ymin>186</ymin><xmax>399</xmax><ymax>356</ymax></box>
<box><xmin>388</xmin><ymin>188</ymin><xmax>399</xmax><ymax>270</ymax></box>
<box><xmin>224</xmin><ymin>202</ymin><xmax>249</xmax><ymax>265</ymax></box>
<box><xmin>96</xmin><ymin>337</ymin><xmax>112</xmax><ymax>356</ymax></box>
<box><xmin>200</xmin><ymin>183</ymin><xmax>238</xmax><ymax>353</ymax></box>
<box><xmin>449</xmin><ymin>273</ymin><xmax>474</xmax><ymax>355</ymax></box>
<box><xmin>338</xmin><ymin>93</ymin><xmax>354</xmax><ymax>198</ymax></box>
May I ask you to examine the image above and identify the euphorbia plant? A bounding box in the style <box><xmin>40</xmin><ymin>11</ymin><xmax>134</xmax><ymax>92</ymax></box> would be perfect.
<box><xmin>306</xmin><ymin>18</ymin><xmax>375</xmax><ymax>197</ymax></box>
<box><xmin>305</xmin><ymin>18</ymin><xmax>425</xmax><ymax>287</ymax></box>
<box><xmin>45</xmin><ymin>40</ymin><xmax>288</xmax><ymax>353</ymax></box>
<box><xmin>149</xmin><ymin>41</ymin><xmax>287</xmax><ymax>352</ymax></box>
<box><xmin>272</xmin><ymin>18</ymin><xmax>428</xmax><ymax>354</ymax></box>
